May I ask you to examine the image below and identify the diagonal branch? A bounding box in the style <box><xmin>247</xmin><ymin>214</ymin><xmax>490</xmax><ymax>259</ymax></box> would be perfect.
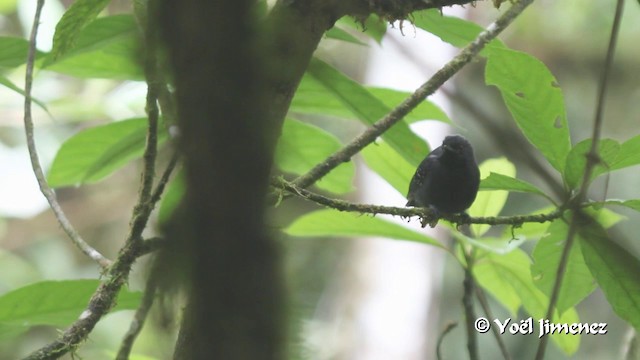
<box><xmin>22</xmin><ymin>0</ymin><xmax>111</xmax><ymax>269</ymax></box>
<box><xmin>292</xmin><ymin>0</ymin><xmax>535</xmax><ymax>190</ymax></box>
<box><xmin>534</xmin><ymin>0</ymin><xmax>625</xmax><ymax>359</ymax></box>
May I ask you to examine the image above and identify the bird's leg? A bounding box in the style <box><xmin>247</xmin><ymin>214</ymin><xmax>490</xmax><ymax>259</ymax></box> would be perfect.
<box><xmin>455</xmin><ymin>212</ymin><xmax>471</xmax><ymax>231</ymax></box>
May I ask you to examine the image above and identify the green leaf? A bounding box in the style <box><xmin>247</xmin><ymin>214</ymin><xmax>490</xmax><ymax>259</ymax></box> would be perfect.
<box><xmin>479</xmin><ymin>172</ymin><xmax>546</xmax><ymax>197</ymax></box>
<box><xmin>290</xmin><ymin>75</ymin><xmax>347</xmax><ymax>118</ymax></box>
<box><xmin>158</xmin><ymin>172</ymin><xmax>184</xmax><ymax>224</ymax></box>
<box><xmin>531</xmin><ymin>220</ymin><xmax>596</xmax><ymax>315</ymax></box>
<box><xmin>45</xmin><ymin>0</ymin><xmax>111</xmax><ymax>64</ymax></box>
<box><xmin>336</xmin><ymin>15</ymin><xmax>387</xmax><ymax>44</ymax></box>
<box><xmin>48</xmin><ymin>118</ymin><xmax>168</xmax><ymax>188</ymax></box>
<box><xmin>603</xmin><ymin>199</ymin><xmax>640</xmax><ymax>212</ymax></box>
<box><xmin>580</xmin><ymin>219</ymin><xmax>640</xmax><ymax>330</ymax></box>
<box><xmin>456</xmin><ymin>233</ymin><xmax>525</xmax><ymax>255</ymax></box>
<box><xmin>306</xmin><ymin>57</ymin><xmax>428</xmax><ymax>166</ymax></box>
<box><xmin>473</xmin><ymin>250</ymin><xmax>523</xmax><ymax>316</ymax></box>
<box><xmin>361</xmin><ymin>140</ymin><xmax>415</xmax><ymax>196</ymax></box>
<box><xmin>611</xmin><ymin>134</ymin><xmax>640</xmax><ymax>170</ymax></box>
<box><xmin>0</xmin><ymin>74</ymin><xmax>49</xmax><ymax>112</ymax></box>
<box><xmin>290</xmin><ymin>77</ymin><xmax>451</xmax><ymax>125</ymax></box>
<box><xmin>0</xmin><ymin>280</ymin><xmax>141</xmax><ymax>340</ymax></box>
<box><xmin>474</xmin><ymin>248</ymin><xmax>580</xmax><ymax>354</ymax></box>
<box><xmin>45</xmin><ymin>15</ymin><xmax>143</xmax><ymax>80</ymax></box>
<box><xmin>563</xmin><ymin>139</ymin><xmax>620</xmax><ymax>189</ymax></box>
<box><xmin>0</xmin><ymin>37</ymin><xmax>45</xmax><ymax>69</ymax></box>
<box><xmin>275</xmin><ymin>119</ymin><xmax>355</xmax><ymax>194</ymax></box>
<box><xmin>412</xmin><ymin>9</ymin><xmax>506</xmax><ymax>56</ymax></box>
<box><xmin>469</xmin><ymin>158</ymin><xmax>516</xmax><ymax>237</ymax></box>
<box><xmin>324</xmin><ymin>27</ymin><xmax>366</xmax><ymax>45</ymax></box>
<box><xmin>485</xmin><ymin>48</ymin><xmax>571</xmax><ymax>172</ymax></box>
<box><xmin>285</xmin><ymin>209</ymin><xmax>443</xmax><ymax>248</ymax></box>
<box><xmin>367</xmin><ymin>87</ymin><xmax>451</xmax><ymax>124</ymax></box>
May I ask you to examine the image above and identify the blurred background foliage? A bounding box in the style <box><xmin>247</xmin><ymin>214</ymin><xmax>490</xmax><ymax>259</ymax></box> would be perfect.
<box><xmin>0</xmin><ymin>0</ymin><xmax>639</xmax><ymax>359</ymax></box>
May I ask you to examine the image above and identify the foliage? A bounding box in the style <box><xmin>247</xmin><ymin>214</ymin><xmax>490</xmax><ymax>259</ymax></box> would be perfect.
<box><xmin>1</xmin><ymin>0</ymin><xmax>639</xmax><ymax>359</ymax></box>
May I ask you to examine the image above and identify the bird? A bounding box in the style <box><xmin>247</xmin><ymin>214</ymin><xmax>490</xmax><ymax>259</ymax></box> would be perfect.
<box><xmin>406</xmin><ymin>135</ymin><xmax>480</xmax><ymax>215</ymax></box>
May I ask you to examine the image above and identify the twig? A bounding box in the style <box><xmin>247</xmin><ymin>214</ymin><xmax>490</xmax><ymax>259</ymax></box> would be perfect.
<box><xmin>436</xmin><ymin>322</ymin><xmax>458</xmax><ymax>360</ymax></box>
<box><xmin>116</xmin><ymin>275</ymin><xmax>158</xmax><ymax>360</ymax></box>
<box><xmin>273</xmin><ymin>177</ymin><xmax>561</xmax><ymax>227</ymax></box>
<box><xmin>22</xmin><ymin>0</ymin><xmax>111</xmax><ymax>269</ymax></box>
<box><xmin>22</xmin><ymin>1</ymin><xmax>168</xmax><ymax>358</ymax></box>
<box><xmin>291</xmin><ymin>0</ymin><xmax>535</xmax><ymax>189</ymax></box>
<box><xmin>150</xmin><ymin>152</ymin><xmax>180</xmax><ymax>206</ymax></box>
<box><xmin>534</xmin><ymin>1</ymin><xmax>624</xmax><ymax>359</ymax></box>
<box><xmin>475</xmin><ymin>287</ymin><xmax>512</xmax><ymax>360</ymax></box>
<box><xmin>462</xmin><ymin>250</ymin><xmax>479</xmax><ymax>360</ymax></box>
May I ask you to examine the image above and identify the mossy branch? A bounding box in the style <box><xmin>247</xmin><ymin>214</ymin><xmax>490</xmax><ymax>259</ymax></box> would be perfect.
<box><xmin>273</xmin><ymin>177</ymin><xmax>561</xmax><ymax>227</ymax></box>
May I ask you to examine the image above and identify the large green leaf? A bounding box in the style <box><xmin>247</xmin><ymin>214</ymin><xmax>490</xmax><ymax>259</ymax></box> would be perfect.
<box><xmin>0</xmin><ymin>37</ymin><xmax>45</xmax><ymax>69</ymax></box>
<box><xmin>610</xmin><ymin>134</ymin><xmax>640</xmax><ymax>170</ymax></box>
<box><xmin>474</xmin><ymin>248</ymin><xmax>580</xmax><ymax>354</ymax></box>
<box><xmin>412</xmin><ymin>9</ymin><xmax>506</xmax><ymax>56</ymax></box>
<box><xmin>563</xmin><ymin>139</ymin><xmax>620</xmax><ymax>189</ymax></box>
<box><xmin>44</xmin><ymin>0</ymin><xmax>111</xmax><ymax>64</ymax></box>
<box><xmin>45</xmin><ymin>15</ymin><xmax>143</xmax><ymax>80</ymax></box>
<box><xmin>0</xmin><ymin>280</ymin><xmax>141</xmax><ymax>341</ymax></box>
<box><xmin>361</xmin><ymin>140</ymin><xmax>415</xmax><ymax>197</ymax></box>
<box><xmin>368</xmin><ymin>87</ymin><xmax>451</xmax><ymax>124</ymax></box>
<box><xmin>306</xmin><ymin>58</ymin><xmax>428</xmax><ymax>166</ymax></box>
<box><xmin>285</xmin><ymin>209</ymin><xmax>443</xmax><ymax>248</ymax></box>
<box><xmin>469</xmin><ymin>158</ymin><xmax>515</xmax><ymax>237</ymax></box>
<box><xmin>48</xmin><ymin>118</ymin><xmax>167</xmax><ymax>188</ymax></box>
<box><xmin>275</xmin><ymin>119</ymin><xmax>355</xmax><ymax>194</ymax></box>
<box><xmin>479</xmin><ymin>172</ymin><xmax>546</xmax><ymax>197</ymax></box>
<box><xmin>473</xmin><ymin>250</ymin><xmax>522</xmax><ymax>316</ymax></box>
<box><xmin>485</xmin><ymin>48</ymin><xmax>571</xmax><ymax>172</ymax></box>
<box><xmin>531</xmin><ymin>220</ymin><xmax>596</xmax><ymax>315</ymax></box>
<box><xmin>580</xmin><ymin>219</ymin><xmax>640</xmax><ymax>330</ymax></box>
<box><xmin>289</xmin><ymin>76</ymin><xmax>451</xmax><ymax>125</ymax></box>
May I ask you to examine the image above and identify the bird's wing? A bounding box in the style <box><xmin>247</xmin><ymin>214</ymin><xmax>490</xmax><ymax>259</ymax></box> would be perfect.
<box><xmin>406</xmin><ymin>146</ymin><xmax>442</xmax><ymax>205</ymax></box>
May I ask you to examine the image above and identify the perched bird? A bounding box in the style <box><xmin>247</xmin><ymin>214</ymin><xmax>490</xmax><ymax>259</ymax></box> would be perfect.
<box><xmin>406</xmin><ymin>135</ymin><xmax>480</xmax><ymax>215</ymax></box>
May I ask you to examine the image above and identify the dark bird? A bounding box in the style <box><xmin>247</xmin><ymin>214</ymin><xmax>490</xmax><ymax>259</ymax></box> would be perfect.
<box><xmin>406</xmin><ymin>135</ymin><xmax>480</xmax><ymax>215</ymax></box>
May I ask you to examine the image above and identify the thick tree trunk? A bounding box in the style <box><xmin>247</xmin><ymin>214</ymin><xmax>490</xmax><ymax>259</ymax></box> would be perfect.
<box><xmin>159</xmin><ymin>1</ymin><xmax>285</xmax><ymax>359</ymax></box>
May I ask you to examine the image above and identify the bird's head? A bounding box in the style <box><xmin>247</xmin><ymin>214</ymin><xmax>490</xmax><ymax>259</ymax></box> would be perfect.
<box><xmin>442</xmin><ymin>135</ymin><xmax>473</xmax><ymax>157</ymax></box>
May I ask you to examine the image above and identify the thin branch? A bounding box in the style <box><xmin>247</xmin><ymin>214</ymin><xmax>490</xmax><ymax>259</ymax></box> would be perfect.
<box><xmin>475</xmin><ymin>287</ymin><xmax>512</xmax><ymax>360</ymax></box>
<box><xmin>462</xmin><ymin>250</ymin><xmax>479</xmax><ymax>360</ymax></box>
<box><xmin>534</xmin><ymin>1</ymin><xmax>624</xmax><ymax>359</ymax></box>
<box><xmin>22</xmin><ymin>1</ymin><xmax>167</xmax><ymax>358</ymax></box>
<box><xmin>273</xmin><ymin>177</ymin><xmax>562</xmax><ymax>226</ymax></box>
<box><xmin>116</xmin><ymin>276</ymin><xmax>158</xmax><ymax>360</ymax></box>
<box><xmin>436</xmin><ymin>322</ymin><xmax>458</xmax><ymax>360</ymax></box>
<box><xmin>22</xmin><ymin>0</ymin><xmax>111</xmax><ymax>269</ymax></box>
<box><xmin>292</xmin><ymin>0</ymin><xmax>535</xmax><ymax>190</ymax></box>
<box><xmin>150</xmin><ymin>151</ymin><xmax>180</xmax><ymax>206</ymax></box>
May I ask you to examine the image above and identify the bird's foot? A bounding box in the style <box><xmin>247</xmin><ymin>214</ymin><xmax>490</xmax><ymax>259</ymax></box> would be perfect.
<box><xmin>455</xmin><ymin>212</ymin><xmax>471</xmax><ymax>231</ymax></box>
<box><xmin>420</xmin><ymin>206</ymin><xmax>441</xmax><ymax>228</ymax></box>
